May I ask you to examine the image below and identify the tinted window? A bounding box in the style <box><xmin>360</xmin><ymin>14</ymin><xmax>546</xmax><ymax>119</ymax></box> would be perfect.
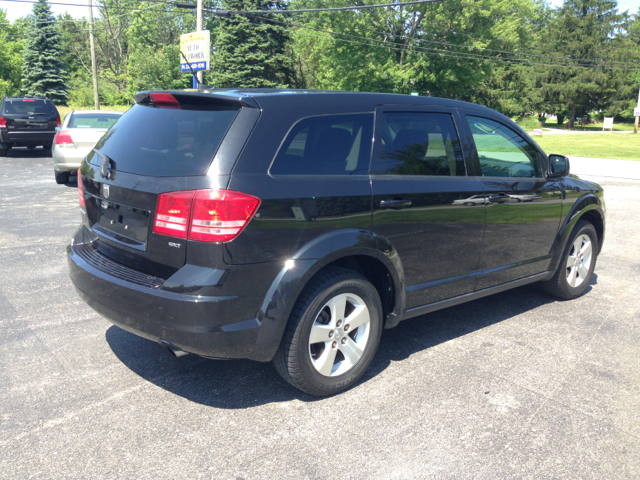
<box><xmin>466</xmin><ymin>116</ymin><xmax>541</xmax><ymax>178</ymax></box>
<box><xmin>69</xmin><ymin>113</ymin><xmax>121</xmax><ymax>129</ymax></box>
<box><xmin>91</xmin><ymin>104</ymin><xmax>237</xmax><ymax>177</ymax></box>
<box><xmin>2</xmin><ymin>99</ymin><xmax>56</xmax><ymax>116</ymax></box>
<box><xmin>270</xmin><ymin>113</ymin><xmax>374</xmax><ymax>175</ymax></box>
<box><xmin>371</xmin><ymin>112</ymin><xmax>465</xmax><ymax>176</ymax></box>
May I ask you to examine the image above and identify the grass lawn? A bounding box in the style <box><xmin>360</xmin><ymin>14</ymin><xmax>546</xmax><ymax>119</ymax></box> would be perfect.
<box><xmin>56</xmin><ymin>105</ymin><xmax>130</xmax><ymax>123</ymax></box>
<box><xmin>532</xmin><ymin>133</ymin><xmax>640</xmax><ymax>161</ymax></box>
<box><xmin>515</xmin><ymin>116</ymin><xmax>634</xmax><ymax>132</ymax></box>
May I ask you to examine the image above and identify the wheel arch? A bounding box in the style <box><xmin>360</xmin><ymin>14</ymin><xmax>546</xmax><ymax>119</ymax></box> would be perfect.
<box><xmin>248</xmin><ymin>228</ymin><xmax>405</xmax><ymax>362</ymax></box>
<box><xmin>548</xmin><ymin>193</ymin><xmax>605</xmax><ymax>275</ymax></box>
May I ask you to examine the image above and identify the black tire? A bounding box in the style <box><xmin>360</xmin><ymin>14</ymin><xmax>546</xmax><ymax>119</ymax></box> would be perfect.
<box><xmin>541</xmin><ymin>219</ymin><xmax>598</xmax><ymax>300</ymax></box>
<box><xmin>273</xmin><ymin>266</ymin><xmax>383</xmax><ymax>396</ymax></box>
<box><xmin>43</xmin><ymin>143</ymin><xmax>52</xmax><ymax>150</ymax></box>
<box><xmin>0</xmin><ymin>148</ymin><xmax>7</xmax><ymax>157</ymax></box>
<box><xmin>464</xmin><ymin>202</ymin><xmax>475</xmax><ymax>206</ymax></box>
<box><xmin>27</xmin><ymin>145</ymin><xmax>37</xmax><ymax>150</ymax></box>
<box><xmin>54</xmin><ymin>170</ymin><xmax>70</xmax><ymax>185</ymax></box>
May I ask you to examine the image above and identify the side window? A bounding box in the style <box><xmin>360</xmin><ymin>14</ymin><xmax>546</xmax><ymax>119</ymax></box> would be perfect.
<box><xmin>466</xmin><ymin>116</ymin><xmax>541</xmax><ymax>178</ymax></box>
<box><xmin>370</xmin><ymin>112</ymin><xmax>465</xmax><ymax>176</ymax></box>
<box><xmin>270</xmin><ymin>113</ymin><xmax>374</xmax><ymax>175</ymax></box>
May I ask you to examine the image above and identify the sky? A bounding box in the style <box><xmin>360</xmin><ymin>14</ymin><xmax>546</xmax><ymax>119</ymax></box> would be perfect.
<box><xmin>1</xmin><ymin>0</ymin><xmax>638</xmax><ymax>23</ymax></box>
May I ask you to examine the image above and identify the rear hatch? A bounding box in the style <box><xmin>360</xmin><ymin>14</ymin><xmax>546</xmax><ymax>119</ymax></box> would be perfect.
<box><xmin>2</xmin><ymin>98</ymin><xmax>58</xmax><ymax>132</ymax></box>
<box><xmin>80</xmin><ymin>91</ymin><xmax>260</xmax><ymax>278</ymax></box>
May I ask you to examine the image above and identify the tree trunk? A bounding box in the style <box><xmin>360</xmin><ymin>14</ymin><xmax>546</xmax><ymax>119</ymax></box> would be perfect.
<box><xmin>568</xmin><ymin>105</ymin><xmax>576</xmax><ymax>129</ymax></box>
<box><xmin>556</xmin><ymin>114</ymin><xmax>565</xmax><ymax>126</ymax></box>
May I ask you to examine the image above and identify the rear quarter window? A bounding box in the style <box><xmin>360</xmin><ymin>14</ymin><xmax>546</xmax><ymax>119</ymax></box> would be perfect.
<box><xmin>91</xmin><ymin>104</ymin><xmax>238</xmax><ymax>177</ymax></box>
<box><xmin>270</xmin><ymin>113</ymin><xmax>374</xmax><ymax>176</ymax></box>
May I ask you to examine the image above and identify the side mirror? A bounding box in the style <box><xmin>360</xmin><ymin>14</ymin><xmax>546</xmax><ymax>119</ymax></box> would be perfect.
<box><xmin>548</xmin><ymin>154</ymin><xmax>569</xmax><ymax>177</ymax></box>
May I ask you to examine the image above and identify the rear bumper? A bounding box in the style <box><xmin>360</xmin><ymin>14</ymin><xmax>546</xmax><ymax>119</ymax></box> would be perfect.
<box><xmin>53</xmin><ymin>146</ymin><xmax>87</xmax><ymax>171</ymax></box>
<box><xmin>1</xmin><ymin>130</ymin><xmax>55</xmax><ymax>145</ymax></box>
<box><xmin>67</xmin><ymin>230</ymin><xmax>279</xmax><ymax>360</ymax></box>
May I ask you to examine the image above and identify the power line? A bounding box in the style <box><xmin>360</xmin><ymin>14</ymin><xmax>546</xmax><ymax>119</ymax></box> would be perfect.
<box><xmin>279</xmin><ymin>13</ymin><xmax>639</xmax><ymax>67</ymax></box>
<box><xmin>0</xmin><ymin>11</ymin><xmax>189</xmax><ymax>37</ymax></box>
<box><xmin>202</xmin><ymin>0</ymin><xmax>445</xmax><ymax>17</ymax></box>
<box><xmin>0</xmin><ymin>1</ymin><xmax>166</xmax><ymax>25</ymax></box>
<box><xmin>252</xmin><ymin>16</ymin><xmax>640</xmax><ymax>70</ymax></box>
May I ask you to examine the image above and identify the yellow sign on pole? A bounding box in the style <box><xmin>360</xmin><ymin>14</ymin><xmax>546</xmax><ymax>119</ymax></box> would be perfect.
<box><xmin>180</xmin><ymin>30</ymin><xmax>210</xmax><ymax>72</ymax></box>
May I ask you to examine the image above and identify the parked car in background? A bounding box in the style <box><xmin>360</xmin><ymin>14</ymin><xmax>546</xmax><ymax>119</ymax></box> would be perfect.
<box><xmin>0</xmin><ymin>96</ymin><xmax>60</xmax><ymax>156</ymax></box>
<box><xmin>53</xmin><ymin>110</ymin><xmax>123</xmax><ymax>184</ymax></box>
<box><xmin>68</xmin><ymin>89</ymin><xmax>605</xmax><ymax>396</ymax></box>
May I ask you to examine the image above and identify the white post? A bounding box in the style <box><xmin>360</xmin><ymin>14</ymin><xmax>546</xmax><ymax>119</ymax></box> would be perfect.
<box><xmin>635</xmin><ymin>85</ymin><xmax>640</xmax><ymax>134</ymax></box>
<box><xmin>88</xmin><ymin>0</ymin><xmax>99</xmax><ymax>110</ymax></box>
<box><xmin>196</xmin><ymin>0</ymin><xmax>203</xmax><ymax>86</ymax></box>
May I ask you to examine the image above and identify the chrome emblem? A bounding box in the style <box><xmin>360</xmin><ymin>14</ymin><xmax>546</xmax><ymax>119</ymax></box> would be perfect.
<box><xmin>102</xmin><ymin>184</ymin><xmax>110</xmax><ymax>199</ymax></box>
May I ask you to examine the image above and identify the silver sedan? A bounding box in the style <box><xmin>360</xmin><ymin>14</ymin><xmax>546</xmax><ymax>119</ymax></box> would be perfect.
<box><xmin>52</xmin><ymin>110</ymin><xmax>123</xmax><ymax>184</ymax></box>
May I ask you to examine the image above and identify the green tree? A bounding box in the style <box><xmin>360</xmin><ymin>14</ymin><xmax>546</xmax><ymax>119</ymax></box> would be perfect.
<box><xmin>21</xmin><ymin>0</ymin><xmax>68</xmax><ymax>102</ymax></box>
<box><xmin>0</xmin><ymin>10</ymin><xmax>25</xmax><ymax>98</ymax></box>
<box><xmin>211</xmin><ymin>0</ymin><xmax>296</xmax><ymax>88</ymax></box>
<box><xmin>533</xmin><ymin>0</ymin><xmax>629</xmax><ymax>126</ymax></box>
<box><xmin>291</xmin><ymin>0</ymin><xmax>542</xmax><ymax>113</ymax></box>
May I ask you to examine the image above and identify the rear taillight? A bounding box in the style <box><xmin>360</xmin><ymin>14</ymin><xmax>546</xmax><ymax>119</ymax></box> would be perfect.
<box><xmin>0</xmin><ymin>117</ymin><xmax>6</xmax><ymax>129</ymax></box>
<box><xmin>78</xmin><ymin>168</ymin><xmax>86</xmax><ymax>209</ymax></box>
<box><xmin>153</xmin><ymin>191</ymin><xmax>196</xmax><ymax>239</ymax></box>
<box><xmin>55</xmin><ymin>116</ymin><xmax>61</xmax><ymax>127</ymax></box>
<box><xmin>55</xmin><ymin>130</ymin><xmax>74</xmax><ymax>147</ymax></box>
<box><xmin>190</xmin><ymin>190</ymin><xmax>261</xmax><ymax>242</ymax></box>
<box><xmin>152</xmin><ymin>189</ymin><xmax>260</xmax><ymax>243</ymax></box>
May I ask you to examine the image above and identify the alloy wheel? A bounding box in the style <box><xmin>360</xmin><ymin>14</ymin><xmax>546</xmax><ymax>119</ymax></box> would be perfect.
<box><xmin>308</xmin><ymin>293</ymin><xmax>371</xmax><ymax>377</ymax></box>
<box><xmin>566</xmin><ymin>234</ymin><xmax>593</xmax><ymax>288</ymax></box>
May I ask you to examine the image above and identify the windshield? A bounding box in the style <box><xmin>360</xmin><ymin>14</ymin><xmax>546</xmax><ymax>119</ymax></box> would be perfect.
<box><xmin>91</xmin><ymin>104</ymin><xmax>238</xmax><ymax>177</ymax></box>
<box><xmin>69</xmin><ymin>113</ymin><xmax>121</xmax><ymax>129</ymax></box>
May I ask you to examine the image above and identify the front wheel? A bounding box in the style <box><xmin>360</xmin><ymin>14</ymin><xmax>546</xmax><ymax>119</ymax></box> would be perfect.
<box><xmin>273</xmin><ymin>267</ymin><xmax>383</xmax><ymax>396</ymax></box>
<box><xmin>542</xmin><ymin>219</ymin><xmax>598</xmax><ymax>300</ymax></box>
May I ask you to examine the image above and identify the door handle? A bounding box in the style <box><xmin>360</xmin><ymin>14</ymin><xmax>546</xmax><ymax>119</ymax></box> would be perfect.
<box><xmin>380</xmin><ymin>199</ymin><xmax>412</xmax><ymax>208</ymax></box>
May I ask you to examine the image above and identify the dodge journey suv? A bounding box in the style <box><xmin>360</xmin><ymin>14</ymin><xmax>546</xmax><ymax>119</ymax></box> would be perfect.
<box><xmin>68</xmin><ymin>89</ymin><xmax>605</xmax><ymax>396</ymax></box>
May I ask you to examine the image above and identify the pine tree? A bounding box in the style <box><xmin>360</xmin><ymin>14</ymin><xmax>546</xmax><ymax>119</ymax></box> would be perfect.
<box><xmin>21</xmin><ymin>0</ymin><xmax>68</xmax><ymax>103</ymax></box>
<box><xmin>533</xmin><ymin>0</ymin><xmax>627</xmax><ymax>126</ymax></box>
<box><xmin>210</xmin><ymin>0</ymin><xmax>296</xmax><ymax>88</ymax></box>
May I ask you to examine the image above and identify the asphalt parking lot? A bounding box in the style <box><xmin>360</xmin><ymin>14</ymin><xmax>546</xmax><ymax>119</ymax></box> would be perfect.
<box><xmin>1</xmin><ymin>148</ymin><xmax>639</xmax><ymax>479</ymax></box>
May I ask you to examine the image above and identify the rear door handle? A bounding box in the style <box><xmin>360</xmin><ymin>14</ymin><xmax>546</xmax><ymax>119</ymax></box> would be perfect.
<box><xmin>380</xmin><ymin>199</ymin><xmax>412</xmax><ymax>208</ymax></box>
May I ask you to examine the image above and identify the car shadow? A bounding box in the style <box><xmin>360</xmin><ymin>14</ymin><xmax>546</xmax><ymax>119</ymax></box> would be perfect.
<box><xmin>5</xmin><ymin>146</ymin><xmax>52</xmax><ymax>158</ymax></box>
<box><xmin>106</xmin><ymin>282</ymin><xmax>571</xmax><ymax>408</ymax></box>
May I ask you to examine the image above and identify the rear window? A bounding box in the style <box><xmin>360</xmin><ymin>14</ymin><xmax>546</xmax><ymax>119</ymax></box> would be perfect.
<box><xmin>2</xmin><ymin>99</ymin><xmax>57</xmax><ymax>116</ymax></box>
<box><xmin>270</xmin><ymin>113</ymin><xmax>374</xmax><ymax>175</ymax></box>
<box><xmin>91</xmin><ymin>104</ymin><xmax>238</xmax><ymax>177</ymax></box>
<box><xmin>69</xmin><ymin>113</ymin><xmax>121</xmax><ymax>129</ymax></box>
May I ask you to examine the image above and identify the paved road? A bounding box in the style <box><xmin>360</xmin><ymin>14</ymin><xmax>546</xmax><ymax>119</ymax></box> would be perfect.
<box><xmin>1</xmin><ymin>148</ymin><xmax>639</xmax><ymax>479</ymax></box>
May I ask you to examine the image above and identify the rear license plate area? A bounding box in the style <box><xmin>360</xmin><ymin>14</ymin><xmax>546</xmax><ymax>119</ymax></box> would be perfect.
<box><xmin>91</xmin><ymin>200</ymin><xmax>150</xmax><ymax>251</ymax></box>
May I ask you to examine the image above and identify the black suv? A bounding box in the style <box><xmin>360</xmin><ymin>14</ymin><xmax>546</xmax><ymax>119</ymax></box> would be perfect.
<box><xmin>0</xmin><ymin>96</ymin><xmax>61</xmax><ymax>156</ymax></box>
<box><xmin>68</xmin><ymin>89</ymin><xmax>605</xmax><ymax>396</ymax></box>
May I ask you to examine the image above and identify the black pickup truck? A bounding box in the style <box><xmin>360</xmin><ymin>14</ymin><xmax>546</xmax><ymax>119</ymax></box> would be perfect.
<box><xmin>0</xmin><ymin>96</ymin><xmax>61</xmax><ymax>156</ymax></box>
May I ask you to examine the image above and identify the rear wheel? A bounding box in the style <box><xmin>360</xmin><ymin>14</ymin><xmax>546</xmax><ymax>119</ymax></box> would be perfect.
<box><xmin>27</xmin><ymin>145</ymin><xmax>37</xmax><ymax>150</ymax></box>
<box><xmin>274</xmin><ymin>267</ymin><xmax>383</xmax><ymax>396</ymax></box>
<box><xmin>542</xmin><ymin>220</ymin><xmax>598</xmax><ymax>300</ymax></box>
<box><xmin>0</xmin><ymin>144</ymin><xmax>9</xmax><ymax>157</ymax></box>
<box><xmin>54</xmin><ymin>170</ymin><xmax>70</xmax><ymax>184</ymax></box>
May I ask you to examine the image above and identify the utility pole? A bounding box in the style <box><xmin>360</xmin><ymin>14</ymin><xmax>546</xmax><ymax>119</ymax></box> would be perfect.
<box><xmin>635</xmin><ymin>85</ymin><xmax>640</xmax><ymax>134</ymax></box>
<box><xmin>196</xmin><ymin>0</ymin><xmax>204</xmax><ymax>86</ymax></box>
<box><xmin>88</xmin><ymin>0</ymin><xmax>99</xmax><ymax>110</ymax></box>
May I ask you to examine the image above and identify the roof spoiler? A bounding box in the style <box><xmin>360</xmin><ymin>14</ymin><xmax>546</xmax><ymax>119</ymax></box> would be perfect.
<box><xmin>133</xmin><ymin>90</ymin><xmax>259</xmax><ymax>109</ymax></box>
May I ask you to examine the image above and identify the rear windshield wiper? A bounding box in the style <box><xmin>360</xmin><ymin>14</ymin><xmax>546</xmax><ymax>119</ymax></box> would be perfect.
<box><xmin>93</xmin><ymin>149</ymin><xmax>117</xmax><ymax>180</ymax></box>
